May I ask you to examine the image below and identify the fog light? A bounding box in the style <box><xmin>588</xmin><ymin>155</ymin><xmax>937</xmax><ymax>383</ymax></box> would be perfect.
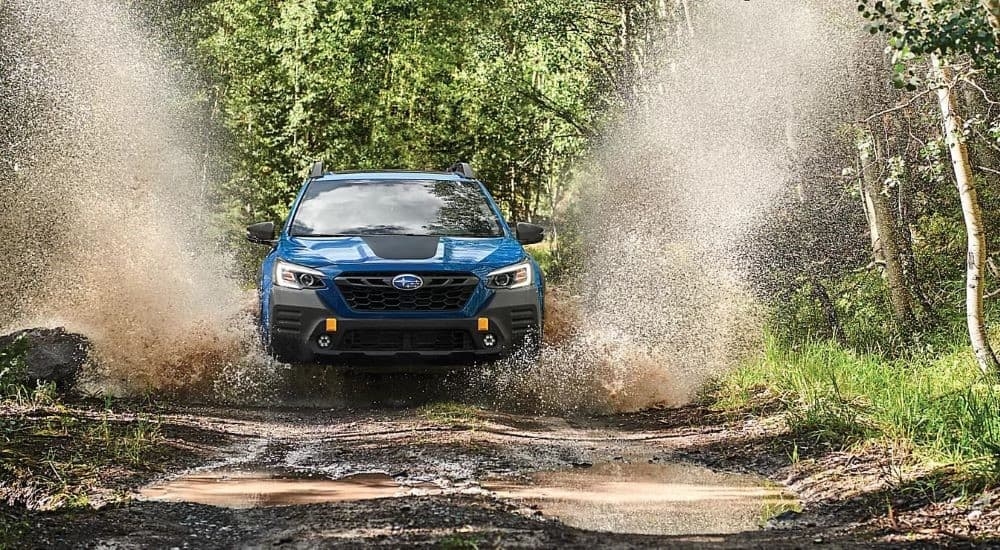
<box><xmin>483</xmin><ymin>333</ymin><xmax>497</xmax><ymax>348</ymax></box>
<box><xmin>317</xmin><ymin>335</ymin><xmax>332</xmax><ymax>349</ymax></box>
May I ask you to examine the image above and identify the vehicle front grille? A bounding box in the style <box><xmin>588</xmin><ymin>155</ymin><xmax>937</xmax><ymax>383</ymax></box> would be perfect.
<box><xmin>335</xmin><ymin>274</ymin><xmax>478</xmax><ymax>312</ymax></box>
<box><xmin>339</xmin><ymin>329</ymin><xmax>474</xmax><ymax>352</ymax></box>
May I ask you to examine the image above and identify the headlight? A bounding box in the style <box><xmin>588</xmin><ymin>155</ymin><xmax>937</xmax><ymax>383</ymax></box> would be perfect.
<box><xmin>486</xmin><ymin>261</ymin><xmax>533</xmax><ymax>290</ymax></box>
<box><xmin>274</xmin><ymin>260</ymin><xmax>326</xmax><ymax>290</ymax></box>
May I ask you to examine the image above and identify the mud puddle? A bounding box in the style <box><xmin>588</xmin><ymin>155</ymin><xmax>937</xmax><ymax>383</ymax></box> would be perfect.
<box><xmin>485</xmin><ymin>462</ymin><xmax>799</xmax><ymax>536</ymax></box>
<box><xmin>141</xmin><ymin>470</ymin><xmax>440</xmax><ymax>508</ymax></box>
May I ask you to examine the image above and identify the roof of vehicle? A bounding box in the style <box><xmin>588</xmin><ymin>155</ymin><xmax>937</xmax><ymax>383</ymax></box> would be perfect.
<box><xmin>313</xmin><ymin>170</ymin><xmax>476</xmax><ymax>182</ymax></box>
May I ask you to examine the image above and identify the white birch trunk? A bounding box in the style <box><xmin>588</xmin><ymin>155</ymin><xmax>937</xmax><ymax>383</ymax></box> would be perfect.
<box><xmin>930</xmin><ymin>55</ymin><xmax>1000</xmax><ymax>375</ymax></box>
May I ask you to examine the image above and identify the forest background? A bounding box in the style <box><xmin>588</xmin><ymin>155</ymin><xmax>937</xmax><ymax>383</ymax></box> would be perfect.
<box><xmin>130</xmin><ymin>0</ymin><xmax>1000</xmax><ymax>485</ymax></box>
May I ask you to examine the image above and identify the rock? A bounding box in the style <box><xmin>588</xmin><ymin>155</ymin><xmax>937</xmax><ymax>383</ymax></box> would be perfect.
<box><xmin>0</xmin><ymin>327</ymin><xmax>90</xmax><ymax>391</ymax></box>
<box><xmin>765</xmin><ymin>510</ymin><xmax>803</xmax><ymax>530</ymax></box>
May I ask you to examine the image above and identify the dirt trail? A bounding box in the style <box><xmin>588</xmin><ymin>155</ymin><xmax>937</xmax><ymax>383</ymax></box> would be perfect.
<box><xmin>8</xmin><ymin>371</ymin><xmax>984</xmax><ymax>549</ymax></box>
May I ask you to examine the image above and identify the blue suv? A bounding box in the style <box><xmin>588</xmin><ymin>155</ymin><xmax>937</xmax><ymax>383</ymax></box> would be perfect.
<box><xmin>247</xmin><ymin>162</ymin><xmax>545</xmax><ymax>366</ymax></box>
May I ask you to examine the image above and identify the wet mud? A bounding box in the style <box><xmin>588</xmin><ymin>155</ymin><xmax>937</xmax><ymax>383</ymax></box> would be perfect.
<box><xmin>485</xmin><ymin>462</ymin><xmax>797</xmax><ymax>536</ymax></box>
<box><xmin>140</xmin><ymin>461</ymin><xmax>794</xmax><ymax>536</ymax></box>
<box><xmin>142</xmin><ymin>471</ymin><xmax>440</xmax><ymax>508</ymax></box>
<box><xmin>10</xmin><ymin>387</ymin><xmax>956</xmax><ymax>548</ymax></box>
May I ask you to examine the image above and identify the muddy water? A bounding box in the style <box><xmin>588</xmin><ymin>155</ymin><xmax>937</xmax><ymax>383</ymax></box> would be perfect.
<box><xmin>141</xmin><ymin>471</ymin><xmax>440</xmax><ymax>509</ymax></box>
<box><xmin>485</xmin><ymin>462</ymin><xmax>798</xmax><ymax>536</ymax></box>
<box><xmin>140</xmin><ymin>462</ymin><xmax>797</xmax><ymax>536</ymax></box>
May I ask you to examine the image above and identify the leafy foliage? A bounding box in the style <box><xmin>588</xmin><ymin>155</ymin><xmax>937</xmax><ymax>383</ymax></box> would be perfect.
<box><xmin>859</xmin><ymin>0</ymin><xmax>1000</xmax><ymax>88</ymax></box>
<box><xmin>142</xmin><ymin>2</ymin><xmax>1000</xmax><ymax>356</ymax></box>
<box><xmin>0</xmin><ymin>338</ymin><xmax>28</xmax><ymax>398</ymax></box>
<box><xmin>187</xmin><ymin>0</ymin><xmax>608</xmax><ymax>229</ymax></box>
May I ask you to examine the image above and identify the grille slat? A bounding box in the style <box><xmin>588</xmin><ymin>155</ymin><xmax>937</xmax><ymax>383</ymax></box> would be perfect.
<box><xmin>336</xmin><ymin>273</ymin><xmax>477</xmax><ymax>312</ymax></box>
<box><xmin>339</xmin><ymin>329</ymin><xmax>473</xmax><ymax>352</ymax></box>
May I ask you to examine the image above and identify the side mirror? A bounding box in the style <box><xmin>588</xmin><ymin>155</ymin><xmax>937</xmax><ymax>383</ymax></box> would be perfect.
<box><xmin>247</xmin><ymin>222</ymin><xmax>276</xmax><ymax>245</ymax></box>
<box><xmin>515</xmin><ymin>222</ymin><xmax>545</xmax><ymax>245</ymax></box>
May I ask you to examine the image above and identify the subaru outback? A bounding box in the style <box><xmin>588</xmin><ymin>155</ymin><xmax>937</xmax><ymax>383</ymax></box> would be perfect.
<box><xmin>247</xmin><ymin>162</ymin><xmax>545</xmax><ymax>366</ymax></box>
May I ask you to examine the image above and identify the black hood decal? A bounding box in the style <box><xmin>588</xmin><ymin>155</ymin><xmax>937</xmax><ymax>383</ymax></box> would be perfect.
<box><xmin>362</xmin><ymin>236</ymin><xmax>440</xmax><ymax>260</ymax></box>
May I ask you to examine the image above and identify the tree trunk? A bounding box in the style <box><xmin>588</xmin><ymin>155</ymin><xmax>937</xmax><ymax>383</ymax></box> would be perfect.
<box><xmin>810</xmin><ymin>277</ymin><xmax>846</xmax><ymax>346</ymax></box>
<box><xmin>858</xmin><ymin>131</ymin><xmax>919</xmax><ymax>333</ymax></box>
<box><xmin>860</xmin><ymin>175</ymin><xmax>883</xmax><ymax>264</ymax></box>
<box><xmin>884</xmin><ymin>114</ymin><xmax>933</xmax><ymax>317</ymax></box>
<box><xmin>618</xmin><ymin>1</ymin><xmax>638</xmax><ymax>107</ymax></box>
<box><xmin>679</xmin><ymin>0</ymin><xmax>694</xmax><ymax>37</ymax></box>
<box><xmin>895</xmin><ymin>167</ymin><xmax>933</xmax><ymax>316</ymax></box>
<box><xmin>930</xmin><ymin>55</ymin><xmax>1000</xmax><ymax>375</ymax></box>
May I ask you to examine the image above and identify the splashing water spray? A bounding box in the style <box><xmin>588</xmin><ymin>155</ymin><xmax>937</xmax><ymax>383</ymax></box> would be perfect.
<box><xmin>0</xmin><ymin>0</ymin><xmax>276</xmax><ymax>399</ymax></box>
<box><xmin>478</xmin><ymin>0</ymin><xmax>860</xmax><ymax>413</ymax></box>
<box><xmin>2</xmin><ymin>0</ymin><xmax>861</xmax><ymax>410</ymax></box>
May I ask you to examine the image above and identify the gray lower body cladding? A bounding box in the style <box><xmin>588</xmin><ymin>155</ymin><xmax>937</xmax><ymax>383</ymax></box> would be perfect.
<box><xmin>267</xmin><ymin>286</ymin><xmax>541</xmax><ymax>363</ymax></box>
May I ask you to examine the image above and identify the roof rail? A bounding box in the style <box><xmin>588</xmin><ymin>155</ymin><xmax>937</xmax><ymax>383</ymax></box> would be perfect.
<box><xmin>447</xmin><ymin>162</ymin><xmax>475</xmax><ymax>179</ymax></box>
<box><xmin>309</xmin><ymin>160</ymin><xmax>324</xmax><ymax>178</ymax></box>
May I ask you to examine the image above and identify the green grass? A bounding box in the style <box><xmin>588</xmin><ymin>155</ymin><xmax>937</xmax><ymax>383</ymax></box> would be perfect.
<box><xmin>0</xmin><ymin>340</ymin><xmax>168</xmax><ymax>511</ymax></box>
<box><xmin>437</xmin><ymin>533</ymin><xmax>484</xmax><ymax>549</ymax></box>
<box><xmin>0</xmin><ymin>336</ymin><xmax>29</xmax><ymax>398</ymax></box>
<box><xmin>0</xmin><ymin>507</ymin><xmax>28</xmax><ymax>550</ymax></box>
<box><xmin>714</xmin><ymin>336</ymin><xmax>1000</xmax><ymax>486</ymax></box>
<box><xmin>418</xmin><ymin>402</ymin><xmax>482</xmax><ymax>425</ymax></box>
<box><xmin>759</xmin><ymin>489</ymin><xmax>803</xmax><ymax>527</ymax></box>
<box><xmin>0</xmin><ymin>406</ymin><xmax>166</xmax><ymax>509</ymax></box>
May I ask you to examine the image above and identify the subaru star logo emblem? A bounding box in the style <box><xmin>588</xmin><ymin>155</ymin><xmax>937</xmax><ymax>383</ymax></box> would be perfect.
<box><xmin>392</xmin><ymin>274</ymin><xmax>423</xmax><ymax>291</ymax></box>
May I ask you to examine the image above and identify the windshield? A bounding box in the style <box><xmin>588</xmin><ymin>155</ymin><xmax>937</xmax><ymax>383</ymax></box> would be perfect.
<box><xmin>289</xmin><ymin>179</ymin><xmax>504</xmax><ymax>238</ymax></box>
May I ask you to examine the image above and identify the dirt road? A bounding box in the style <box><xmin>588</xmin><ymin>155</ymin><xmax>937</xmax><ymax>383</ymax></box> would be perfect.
<box><xmin>8</xmin><ymin>369</ymin><xmax>990</xmax><ymax>548</ymax></box>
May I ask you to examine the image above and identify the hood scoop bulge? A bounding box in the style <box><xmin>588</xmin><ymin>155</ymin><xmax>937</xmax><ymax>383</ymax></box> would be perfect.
<box><xmin>362</xmin><ymin>236</ymin><xmax>440</xmax><ymax>260</ymax></box>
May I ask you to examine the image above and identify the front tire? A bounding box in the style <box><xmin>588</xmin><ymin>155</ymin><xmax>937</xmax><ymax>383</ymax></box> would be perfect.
<box><xmin>266</xmin><ymin>329</ymin><xmax>314</xmax><ymax>364</ymax></box>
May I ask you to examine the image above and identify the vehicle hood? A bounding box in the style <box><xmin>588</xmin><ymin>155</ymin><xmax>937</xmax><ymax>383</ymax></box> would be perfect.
<box><xmin>278</xmin><ymin>235</ymin><xmax>525</xmax><ymax>273</ymax></box>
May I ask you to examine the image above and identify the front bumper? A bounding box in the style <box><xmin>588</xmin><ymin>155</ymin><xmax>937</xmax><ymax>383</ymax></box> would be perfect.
<box><xmin>267</xmin><ymin>285</ymin><xmax>540</xmax><ymax>363</ymax></box>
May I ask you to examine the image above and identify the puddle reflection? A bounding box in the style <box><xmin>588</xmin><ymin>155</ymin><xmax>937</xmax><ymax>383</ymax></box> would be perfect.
<box><xmin>141</xmin><ymin>471</ymin><xmax>438</xmax><ymax>508</ymax></box>
<box><xmin>141</xmin><ymin>462</ymin><xmax>798</xmax><ymax>536</ymax></box>
<box><xmin>484</xmin><ymin>462</ymin><xmax>798</xmax><ymax>535</ymax></box>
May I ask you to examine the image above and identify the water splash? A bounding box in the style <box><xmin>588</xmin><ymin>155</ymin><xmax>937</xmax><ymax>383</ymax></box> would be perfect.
<box><xmin>478</xmin><ymin>0</ymin><xmax>860</xmax><ymax>413</ymax></box>
<box><xmin>1</xmin><ymin>0</ymin><xmax>863</xmax><ymax>410</ymax></box>
<box><xmin>0</xmin><ymin>0</ymin><xmax>273</xmax><ymax>396</ymax></box>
